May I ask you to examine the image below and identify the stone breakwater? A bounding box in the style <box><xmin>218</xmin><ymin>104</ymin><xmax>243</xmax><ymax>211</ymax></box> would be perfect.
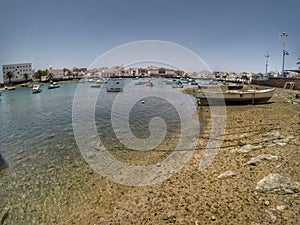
<box><xmin>252</xmin><ymin>78</ymin><xmax>300</xmax><ymax>90</ymax></box>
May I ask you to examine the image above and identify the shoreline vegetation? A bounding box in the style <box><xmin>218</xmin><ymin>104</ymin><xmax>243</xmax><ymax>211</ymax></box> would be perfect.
<box><xmin>0</xmin><ymin>81</ymin><xmax>300</xmax><ymax>224</ymax></box>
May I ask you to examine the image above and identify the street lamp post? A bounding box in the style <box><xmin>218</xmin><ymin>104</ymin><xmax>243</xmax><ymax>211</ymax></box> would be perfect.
<box><xmin>264</xmin><ymin>52</ymin><xmax>269</xmax><ymax>77</ymax></box>
<box><xmin>279</xmin><ymin>32</ymin><xmax>289</xmax><ymax>77</ymax></box>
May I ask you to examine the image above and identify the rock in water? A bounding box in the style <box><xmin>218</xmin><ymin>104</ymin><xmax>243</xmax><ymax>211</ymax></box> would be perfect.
<box><xmin>255</xmin><ymin>173</ymin><xmax>300</xmax><ymax>194</ymax></box>
<box><xmin>247</xmin><ymin>154</ymin><xmax>279</xmax><ymax>165</ymax></box>
<box><xmin>0</xmin><ymin>154</ymin><xmax>8</xmax><ymax>171</ymax></box>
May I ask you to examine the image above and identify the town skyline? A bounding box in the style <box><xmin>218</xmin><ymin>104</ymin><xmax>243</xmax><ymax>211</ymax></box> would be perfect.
<box><xmin>1</xmin><ymin>0</ymin><xmax>299</xmax><ymax>82</ymax></box>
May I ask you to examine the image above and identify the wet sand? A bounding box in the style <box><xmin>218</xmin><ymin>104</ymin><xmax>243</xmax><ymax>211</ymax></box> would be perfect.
<box><xmin>1</xmin><ymin>88</ymin><xmax>300</xmax><ymax>225</ymax></box>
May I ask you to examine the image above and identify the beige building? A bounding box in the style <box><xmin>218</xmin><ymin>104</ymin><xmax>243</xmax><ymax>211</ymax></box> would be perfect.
<box><xmin>128</xmin><ymin>68</ymin><xmax>147</xmax><ymax>76</ymax></box>
<box><xmin>49</xmin><ymin>68</ymin><xmax>65</xmax><ymax>79</ymax></box>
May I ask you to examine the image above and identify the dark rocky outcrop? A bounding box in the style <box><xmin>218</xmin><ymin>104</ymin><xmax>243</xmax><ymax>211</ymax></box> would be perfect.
<box><xmin>0</xmin><ymin>154</ymin><xmax>8</xmax><ymax>171</ymax></box>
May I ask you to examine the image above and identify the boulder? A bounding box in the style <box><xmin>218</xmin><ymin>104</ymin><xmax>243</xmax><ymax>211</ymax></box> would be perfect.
<box><xmin>255</xmin><ymin>173</ymin><xmax>300</xmax><ymax>194</ymax></box>
<box><xmin>247</xmin><ymin>154</ymin><xmax>279</xmax><ymax>165</ymax></box>
<box><xmin>233</xmin><ymin>144</ymin><xmax>263</xmax><ymax>153</ymax></box>
<box><xmin>263</xmin><ymin>130</ymin><xmax>282</xmax><ymax>141</ymax></box>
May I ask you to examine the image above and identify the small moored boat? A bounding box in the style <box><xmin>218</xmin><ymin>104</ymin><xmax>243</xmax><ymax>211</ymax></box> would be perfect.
<box><xmin>48</xmin><ymin>83</ymin><xmax>60</xmax><ymax>89</ymax></box>
<box><xmin>106</xmin><ymin>79</ymin><xmax>123</xmax><ymax>92</ymax></box>
<box><xmin>145</xmin><ymin>81</ymin><xmax>154</xmax><ymax>86</ymax></box>
<box><xmin>90</xmin><ymin>84</ymin><xmax>101</xmax><ymax>88</ymax></box>
<box><xmin>32</xmin><ymin>84</ymin><xmax>41</xmax><ymax>94</ymax></box>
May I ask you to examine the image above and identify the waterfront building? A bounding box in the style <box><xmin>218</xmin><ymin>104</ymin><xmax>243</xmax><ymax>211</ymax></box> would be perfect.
<box><xmin>2</xmin><ymin>63</ymin><xmax>32</xmax><ymax>83</ymax></box>
<box><xmin>72</xmin><ymin>67</ymin><xmax>87</xmax><ymax>74</ymax></box>
<box><xmin>128</xmin><ymin>68</ymin><xmax>147</xmax><ymax>76</ymax></box>
<box><xmin>49</xmin><ymin>67</ymin><xmax>65</xmax><ymax>79</ymax></box>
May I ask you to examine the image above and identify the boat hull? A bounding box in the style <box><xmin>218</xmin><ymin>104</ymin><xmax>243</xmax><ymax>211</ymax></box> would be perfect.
<box><xmin>90</xmin><ymin>84</ymin><xmax>101</xmax><ymax>88</ymax></box>
<box><xmin>48</xmin><ymin>85</ymin><xmax>60</xmax><ymax>89</ymax></box>
<box><xmin>106</xmin><ymin>79</ymin><xmax>123</xmax><ymax>92</ymax></box>
<box><xmin>227</xmin><ymin>85</ymin><xmax>243</xmax><ymax>90</ymax></box>
<box><xmin>106</xmin><ymin>87</ymin><xmax>123</xmax><ymax>92</ymax></box>
<box><xmin>196</xmin><ymin>88</ymin><xmax>275</xmax><ymax>105</ymax></box>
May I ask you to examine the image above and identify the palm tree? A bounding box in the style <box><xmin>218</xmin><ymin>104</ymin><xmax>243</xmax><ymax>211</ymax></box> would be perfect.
<box><xmin>63</xmin><ymin>68</ymin><xmax>68</xmax><ymax>77</ymax></box>
<box><xmin>33</xmin><ymin>70</ymin><xmax>43</xmax><ymax>82</ymax></box>
<box><xmin>5</xmin><ymin>71</ymin><xmax>14</xmax><ymax>84</ymax></box>
<box><xmin>67</xmin><ymin>70</ymin><xmax>72</xmax><ymax>79</ymax></box>
<box><xmin>47</xmin><ymin>72</ymin><xmax>54</xmax><ymax>81</ymax></box>
<box><xmin>23</xmin><ymin>73</ymin><xmax>29</xmax><ymax>82</ymax></box>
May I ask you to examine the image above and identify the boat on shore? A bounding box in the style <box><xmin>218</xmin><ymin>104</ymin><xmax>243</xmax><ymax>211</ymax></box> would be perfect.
<box><xmin>32</xmin><ymin>84</ymin><xmax>41</xmax><ymax>94</ymax></box>
<box><xmin>227</xmin><ymin>84</ymin><xmax>243</xmax><ymax>90</ymax></box>
<box><xmin>195</xmin><ymin>88</ymin><xmax>275</xmax><ymax>105</ymax></box>
<box><xmin>4</xmin><ymin>86</ymin><xmax>16</xmax><ymax>91</ymax></box>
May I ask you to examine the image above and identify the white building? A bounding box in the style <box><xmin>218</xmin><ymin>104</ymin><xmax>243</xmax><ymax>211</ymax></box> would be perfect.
<box><xmin>2</xmin><ymin>63</ymin><xmax>32</xmax><ymax>83</ymax></box>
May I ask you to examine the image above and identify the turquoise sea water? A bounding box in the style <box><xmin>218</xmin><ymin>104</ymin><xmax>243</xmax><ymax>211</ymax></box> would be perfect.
<box><xmin>0</xmin><ymin>78</ymin><xmax>198</xmax><ymax>223</ymax></box>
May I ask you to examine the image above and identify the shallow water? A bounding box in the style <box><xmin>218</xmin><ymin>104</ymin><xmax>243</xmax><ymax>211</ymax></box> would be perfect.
<box><xmin>0</xmin><ymin>78</ymin><xmax>198</xmax><ymax>224</ymax></box>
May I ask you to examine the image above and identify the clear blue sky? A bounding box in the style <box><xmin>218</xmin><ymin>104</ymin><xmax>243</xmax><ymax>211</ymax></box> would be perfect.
<box><xmin>0</xmin><ymin>0</ymin><xmax>299</xmax><ymax>76</ymax></box>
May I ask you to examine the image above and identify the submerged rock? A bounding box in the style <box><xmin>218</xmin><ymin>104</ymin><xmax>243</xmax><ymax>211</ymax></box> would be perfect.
<box><xmin>247</xmin><ymin>154</ymin><xmax>279</xmax><ymax>165</ymax></box>
<box><xmin>255</xmin><ymin>173</ymin><xmax>300</xmax><ymax>194</ymax></box>
<box><xmin>217</xmin><ymin>170</ymin><xmax>236</xmax><ymax>179</ymax></box>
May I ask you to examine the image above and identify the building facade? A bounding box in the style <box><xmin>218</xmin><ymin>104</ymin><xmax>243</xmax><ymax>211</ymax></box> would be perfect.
<box><xmin>48</xmin><ymin>68</ymin><xmax>65</xmax><ymax>79</ymax></box>
<box><xmin>2</xmin><ymin>63</ymin><xmax>32</xmax><ymax>83</ymax></box>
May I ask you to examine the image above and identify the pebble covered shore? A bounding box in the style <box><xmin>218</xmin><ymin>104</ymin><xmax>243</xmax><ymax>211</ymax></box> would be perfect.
<box><xmin>1</xmin><ymin>87</ymin><xmax>300</xmax><ymax>225</ymax></box>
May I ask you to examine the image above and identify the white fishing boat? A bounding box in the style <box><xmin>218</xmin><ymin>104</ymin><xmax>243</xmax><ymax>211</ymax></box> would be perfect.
<box><xmin>48</xmin><ymin>82</ymin><xmax>60</xmax><ymax>89</ymax></box>
<box><xmin>95</xmin><ymin>79</ymin><xmax>107</xmax><ymax>84</ymax></box>
<box><xmin>196</xmin><ymin>88</ymin><xmax>275</xmax><ymax>105</ymax></box>
<box><xmin>32</xmin><ymin>84</ymin><xmax>41</xmax><ymax>93</ymax></box>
